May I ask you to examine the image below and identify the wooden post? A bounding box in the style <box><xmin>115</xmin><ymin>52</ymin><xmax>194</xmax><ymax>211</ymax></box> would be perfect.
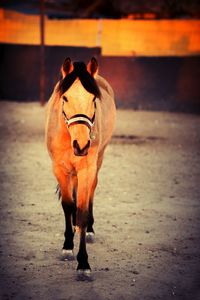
<box><xmin>40</xmin><ymin>0</ymin><xmax>45</xmax><ymax>105</ymax></box>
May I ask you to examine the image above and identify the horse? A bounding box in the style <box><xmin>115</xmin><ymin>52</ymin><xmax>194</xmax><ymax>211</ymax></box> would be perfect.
<box><xmin>45</xmin><ymin>57</ymin><xmax>116</xmax><ymax>279</ymax></box>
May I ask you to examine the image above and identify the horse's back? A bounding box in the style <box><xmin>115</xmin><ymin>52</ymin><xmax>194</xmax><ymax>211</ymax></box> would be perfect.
<box><xmin>96</xmin><ymin>75</ymin><xmax>114</xmax><ymax>99</ymax></box>
<box><xmin>95</xmin><ymin>75</ymin><xmax>116</xmax><ymax>154</ymax></box>
<box><xmin>45</xmin><ymin>83</ymin><xmax>60</xmax><ymax>152</ymax></box>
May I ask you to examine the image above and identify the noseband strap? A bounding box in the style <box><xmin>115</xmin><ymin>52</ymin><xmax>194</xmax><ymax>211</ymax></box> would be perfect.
<box><xmin>62</xmin><ymin>101</ymin><xmax>96</xmax><ymax>131</ymax></box>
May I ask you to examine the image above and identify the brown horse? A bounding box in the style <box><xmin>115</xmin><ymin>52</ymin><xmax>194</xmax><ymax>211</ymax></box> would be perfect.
<box><xmin>45</xmin><ymin>57</ymin><xmax>116</xmax><ymax>279</ymax></box>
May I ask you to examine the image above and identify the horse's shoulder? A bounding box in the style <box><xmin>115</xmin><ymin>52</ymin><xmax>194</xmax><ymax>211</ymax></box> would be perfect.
<box><xmin>96</xmin><ymin>75</ymin><xmax>114</xmax><ymax>98</ymax></box>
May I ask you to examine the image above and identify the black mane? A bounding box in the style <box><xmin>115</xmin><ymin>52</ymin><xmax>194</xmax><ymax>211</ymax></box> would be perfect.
<box><xmin>57</xmin><ymin>62</ymin><xmax>101</xmax><ymax>98</ymax></box>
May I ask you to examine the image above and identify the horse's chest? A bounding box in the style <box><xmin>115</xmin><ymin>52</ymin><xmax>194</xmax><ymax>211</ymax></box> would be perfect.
<box><xmin>54</xmin><ymin>148</ymin><xmax>86</xmax><ymax>174</ymax></box>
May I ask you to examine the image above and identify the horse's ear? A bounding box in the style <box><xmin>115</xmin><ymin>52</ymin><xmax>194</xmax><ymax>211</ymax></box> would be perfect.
<box><xmin>61</xmin><ymin>57</ymin><xmax>74</xmax><ymax>78</ymax></box>
<box><xmin>87</xmin><ymin>57</ymin><xmax>98</xmax><ymax>77</ymax></box>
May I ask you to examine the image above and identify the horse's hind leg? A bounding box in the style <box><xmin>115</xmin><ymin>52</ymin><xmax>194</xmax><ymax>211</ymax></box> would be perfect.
<box><xmin>72</xmin><ymin>188</ymin><xmax>77</xmax><ymax>227</ymax></box>
<box><xmin>86</xmin><ymin>175</ymin><xmax>97</xmax><ymax>243</ymax></box>
<box><xmin>53</xmin><ymin>166</ymin><xmax>75</xmax><ymax>260</ymax></box>
<box><xmin>88</xmin><ymin>174</ymin><xmax>97</xmax><ymax>231</ymax></box>
<box><xmin>86</xmin><ymin>201</ymin><xmax>95</xmax><ymax>243</ymax></box>
<box><xmin>86</xmin><ymin>154</ymin><xmax>104</xmax><ymax>243</ymax></box>
<box><xmin>72</xmin><ymin>175</ymin><xmax>78</xmax><ymax>227</ymax></box>
<box><xmin>87</xmin><ymin>200</ymin><xmax>94</xmax><ymax>233</ymax></box>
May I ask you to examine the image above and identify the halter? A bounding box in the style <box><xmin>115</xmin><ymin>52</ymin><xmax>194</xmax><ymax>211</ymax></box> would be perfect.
<box><xmin>62</xmin><ymin>98</ymin><xmax>96</xmax><ymax>132</ymax></box>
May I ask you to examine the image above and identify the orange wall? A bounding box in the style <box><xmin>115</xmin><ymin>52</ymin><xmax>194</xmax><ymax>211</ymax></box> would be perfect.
<box><xmin>102</xmin><ymin>19</ymin><xmax>200</xmax><ymax>56</ymax></box>
<box><xmin>0</xmin><ymin>8</ymin><xmax>200</xmax><ymax>56</ymax></box>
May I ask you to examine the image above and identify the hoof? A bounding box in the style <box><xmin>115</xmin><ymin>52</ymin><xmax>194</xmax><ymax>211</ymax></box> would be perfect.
<box><xmin>61</xmin><ymin>249</ymin><xmax>75</xmax><ymax>261</ymax></box>
<box><xmin>76</xmin><ymin>269</ymin><xmax>94</xmax><ymax>281</ymax></box>
<box><xmin>86</xmin><ymin>232</ymin><xmax>95</xmax><ymax>243</ymax></box>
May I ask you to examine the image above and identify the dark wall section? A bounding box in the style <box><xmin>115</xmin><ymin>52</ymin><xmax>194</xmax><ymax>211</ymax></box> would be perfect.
<box><xmin>0</xmin><ymin>43</ymin><xmax>101</xmax><ymax>101</ymax></box>
<box><xmin>0</xmin><ymin>43</ymin><xmax>200</xmax><ymax>113</ymax></box>
<box><xmin>99</xmin><ymin>56</ymin><xmax>200</xmax><ymax>112</ymax></box>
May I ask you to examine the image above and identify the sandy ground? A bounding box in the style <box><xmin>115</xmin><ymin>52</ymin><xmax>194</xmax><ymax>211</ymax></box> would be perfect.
<box><xmin>0</xmin><ymin>101</ymin><xmax>200</xmax><ymax>300</ymax></box>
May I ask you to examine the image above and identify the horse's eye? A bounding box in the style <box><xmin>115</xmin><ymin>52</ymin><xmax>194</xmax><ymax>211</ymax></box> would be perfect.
<box><xmin>62</xmin><ymin>95</ymin><xmax>68</xmax><ymax>102</ymax></box>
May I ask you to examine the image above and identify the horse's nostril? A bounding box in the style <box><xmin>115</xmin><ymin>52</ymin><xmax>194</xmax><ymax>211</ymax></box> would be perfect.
<box><xmin>73</xmin><ymin>140</ymin><xmax>90</xmax><ymax>156</ymax></box>
<box><xmin>73</xmin><ymin>140</ymin><xmax>79</xmax><ymax>151</ymax></box>
<box><xmin>84</xmin><ymin>140</ymin><xmax>90</xmax><ymax>150</ymax></box>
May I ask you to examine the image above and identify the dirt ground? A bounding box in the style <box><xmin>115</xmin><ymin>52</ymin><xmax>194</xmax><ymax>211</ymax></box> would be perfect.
<box><xmin>0</xmin><ymin>101</ymin><xmax>200</xmax><ymax>300</ymax></box>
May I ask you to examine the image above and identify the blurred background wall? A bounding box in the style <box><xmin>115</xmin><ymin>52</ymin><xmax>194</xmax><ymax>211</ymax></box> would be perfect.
<box><xmin>0</xmin><ymin>7</ymin><xmax>200</xmax><ymax>112</ymax></box>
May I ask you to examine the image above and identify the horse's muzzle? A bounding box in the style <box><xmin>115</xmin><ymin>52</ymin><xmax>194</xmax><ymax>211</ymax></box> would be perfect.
<box><xmin>73</xmin><ymin>140</ymin><xmax>90</xmax><ymax>156</ymax></box>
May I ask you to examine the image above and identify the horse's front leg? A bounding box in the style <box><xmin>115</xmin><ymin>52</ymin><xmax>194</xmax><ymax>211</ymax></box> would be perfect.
<box><xmin>62</xmin><ymin>200</ymin><xmax>75</xmax><ymax>260</ymax></box>
<box><xmin>53</xmin><ymin>165</ymin><xmax>75</xmax><ymax>260</ymax></box>
<box><xmin>76</xmin><ymin>166</ymin><xmax>97</xmax><ymax>278</ymax></box>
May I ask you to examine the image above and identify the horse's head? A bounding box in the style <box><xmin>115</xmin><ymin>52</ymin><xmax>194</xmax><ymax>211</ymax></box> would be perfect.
<box><xmin>58</xmin><ymin>57</ymin><xmax>101</xmax><ymax>156</ymax></box>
